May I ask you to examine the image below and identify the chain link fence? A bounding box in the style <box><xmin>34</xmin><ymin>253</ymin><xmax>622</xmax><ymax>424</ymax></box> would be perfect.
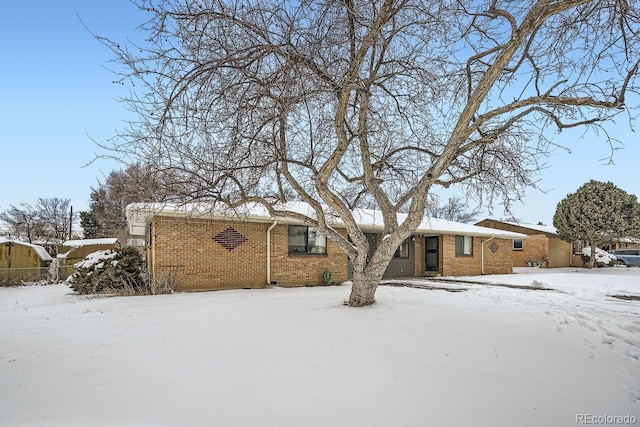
<box><xmin>0</xmin><ymin>263</ymin><xmax>79</xmax><ymax>286</ymax></box>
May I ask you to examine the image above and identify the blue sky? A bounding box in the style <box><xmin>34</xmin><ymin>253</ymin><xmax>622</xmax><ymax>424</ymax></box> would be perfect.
<box><xmin>1</xmin><ymin>1</ymin><xmax>638</xmax><ymax>228</ymax></box>
<box><xmin>0</xmin><ymin>0</ymin><xmax>143</xmax><ymax>214</ymax></box>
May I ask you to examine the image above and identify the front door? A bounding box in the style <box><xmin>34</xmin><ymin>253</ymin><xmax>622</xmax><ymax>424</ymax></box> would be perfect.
<box><xmin>425</xmin><ymin>236</ymin><xmax>439</xmax><ymax>272</ymax></box>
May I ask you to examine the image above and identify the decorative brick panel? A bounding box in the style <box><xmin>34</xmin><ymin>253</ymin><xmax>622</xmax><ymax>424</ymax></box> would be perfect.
<box><xmin>213</xmin><ymin>227</ymin><xmax>248</xmax><ymax>251</ymax></box>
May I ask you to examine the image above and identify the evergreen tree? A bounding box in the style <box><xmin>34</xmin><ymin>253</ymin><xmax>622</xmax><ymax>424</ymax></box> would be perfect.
<box><xmin>553</xmin><ymin>180</ymin><xmax>640</xmax><ymax>268</ymax></box>
<box><xmin>79</xmin><ymin>211</ymin><xmax>101</xmax><ymax>239</ymax></box>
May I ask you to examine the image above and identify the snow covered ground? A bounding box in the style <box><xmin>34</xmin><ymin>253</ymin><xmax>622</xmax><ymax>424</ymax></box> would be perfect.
<box><xmin>1</xmin><ymin>267</ymin><xmax>639</xmax><ymax>426</ymax></box>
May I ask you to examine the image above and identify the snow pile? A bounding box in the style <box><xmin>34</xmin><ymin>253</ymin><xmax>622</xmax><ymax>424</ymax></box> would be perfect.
<box><xmin>582</xmin><ymin>246</ymin><xmax>617</xmax><ymax>265</ymax></box>
<box><xmin>530</xmin><ymin>279</ymin><xmax>549</xmax><ymax>288</ymax></box>
<box><xmin>73</xmin><ymin>250</ymin><xmax>118</xmax><ymax>270</ymax></box>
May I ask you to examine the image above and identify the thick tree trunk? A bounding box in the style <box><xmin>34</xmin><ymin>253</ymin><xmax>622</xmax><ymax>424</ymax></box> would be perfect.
<box><xmin>349</xmin><ymin>273</ymin><xmax>380</xmax><ymax>307</ymax></box>
<box><xmin>348</xmin><ymin>253</ymin><xmax>392</xmax><ymax>307</ymax></box>
<box><xmin>588</xmin><ymin>242</ymin><xmax>596</xmax><ymax>269</ymax></box>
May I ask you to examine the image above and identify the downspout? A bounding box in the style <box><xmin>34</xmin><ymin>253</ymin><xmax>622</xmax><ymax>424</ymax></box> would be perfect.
<box><xmin>266</xmin><ymin>219</ymin><xmax>278</xmax><ymax>286</ymax></box>
<box><xmin>481</xmin><ymin>236</ymin><xmax>494</xmax><ymax>275</ymax></box>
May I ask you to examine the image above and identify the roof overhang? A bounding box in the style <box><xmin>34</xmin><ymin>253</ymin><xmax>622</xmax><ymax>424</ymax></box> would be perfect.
<box><xmin>126</xmin><ymin>202</ymin><xmax>528</xmax><ymax>240</ymax></box>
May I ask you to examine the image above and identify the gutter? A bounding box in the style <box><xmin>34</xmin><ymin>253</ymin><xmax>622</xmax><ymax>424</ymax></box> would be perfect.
<box><xmin>266</xmin><ymin>219</ymin><xmax>278</xmax><ymax>286</ymax></box>
<box><xmin>481</xmin><ymin>236</ymin><xmax>495</xmax><ymax>275</ymax></box>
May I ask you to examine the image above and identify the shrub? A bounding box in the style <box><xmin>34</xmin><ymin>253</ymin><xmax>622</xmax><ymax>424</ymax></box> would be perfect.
<box><xmin>581</xmin><ymin>246</ymin><xmax>617</xmax><ymax>268</ymax></box>
<box><xmin>68</xmin><ymin>247</ymin><xmax>148</xmax><ymax>295</ymax></box>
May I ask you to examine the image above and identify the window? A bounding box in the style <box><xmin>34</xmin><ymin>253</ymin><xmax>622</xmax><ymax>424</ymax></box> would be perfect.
<box><xmin>288</xmin><ymin>225</ymin><xmax>327</xmax><ymax>254</ymax></box>
<box><xmin>572</xmin><ymin>241</ymin><xmax>584</xmax><ymax>255</ymax></box>
<box><xmin>394</xmin><ymin>239</ymin><xmax>410</xmax><ymax>258</ymax></box>
<box><xmin>455</xmin><ymin>235</ymin><xmax>473</xmax><ymax>255</ymax></box>
<box><xmin>513</xmin><ymin>239</ymin><xmax>523</xmax><ymax>250</ymax></box>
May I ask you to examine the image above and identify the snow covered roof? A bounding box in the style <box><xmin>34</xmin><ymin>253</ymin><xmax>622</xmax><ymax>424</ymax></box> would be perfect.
<box><xmin>61</xmin><ymin>238</ymin><xmax>120</xmax><ymax>247</ymax></box>
<box><xmin>617</xmin><ymin>237</ymin><xmax>640</xmax><ymax>244</ymax></box>
<box><xmin>480</xmin><ymin>219</ymin><xmax>558</xmax><ymax>235</ymax></box>
<box><xmin>127</xmin><ymin>201</ymin><xmax>527</xmax><ymax>240</ymax></box>
<box><xmin>0</xmin><ymin>237</ymin><xmax>53</xmax><ymax>262</ymax></box>
<box><xmin>505</xmin><ymin>221</ymin><xmax>557</xmax><ymax>235</ymax></box>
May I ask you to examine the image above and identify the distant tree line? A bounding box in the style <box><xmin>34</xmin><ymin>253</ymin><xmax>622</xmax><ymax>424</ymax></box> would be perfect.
<box><xmin>80</xmin><ymin>162</ymin><xmax>173</xmax><ymax>239</ymax></box>
<box><xmin>0</xmin><ymin>198</ymin><xmax>74</xmax><ymax>251</ymax></box>
<box><xmin>0</xmin><ymin>163</ymin><xmax>170</xmax><ymax>250</ymax></box>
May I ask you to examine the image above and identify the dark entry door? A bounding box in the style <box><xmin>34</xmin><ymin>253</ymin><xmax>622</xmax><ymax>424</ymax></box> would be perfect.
<box><xmin>425</xmin><ymin>236</ymin><xmax>439</xmax><ymax>272</ymax></box>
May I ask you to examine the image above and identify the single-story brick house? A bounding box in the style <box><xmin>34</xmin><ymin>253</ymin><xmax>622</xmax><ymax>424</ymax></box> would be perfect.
<box><xmin>126</xmin><ymin>202</ymin><xmax>527</xmax><ymax>292</ymax></box>
<box><xmin>474</xmin><ymin>219</ymin><xmax>577</xmax><ymax>268</ymax></box>
<box><xmin>57</xmin><ymin>238</ymin><xmax>121</xmax><ymax>279</ymax></box>
<box><xmin>0</xmin><ymin>238</ymin><xmax>53</xmax><ymax>284</ymax></box>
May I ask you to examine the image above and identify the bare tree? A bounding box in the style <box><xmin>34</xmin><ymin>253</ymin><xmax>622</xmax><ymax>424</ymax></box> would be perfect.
<box><xmin>100</xmin><ymin>0</ymin><xmax>639</xmax><ymax>306</ymax></box>
<box><xmin>426</xmin><ymin>196</ymin><xmax>483</xmax><ymax>223</ymax></box>
<box><xmin>36</xmin><ymin>198</ymin><xmax>73</xmax><ymax>247</ymax></box>
<box><xmin>83</xmin><ymin>162</ymin><xmax>176</xmax><ymax>239</ymax></box>
<box><xmin>0</xmin><ymin>204</ymin><xmax>44</xmax><ymax>243</ymax></box>
<box><xmin>0</xmin><ymin>198</ymin><xmax>72</xmax><ymax>249</ymax></box>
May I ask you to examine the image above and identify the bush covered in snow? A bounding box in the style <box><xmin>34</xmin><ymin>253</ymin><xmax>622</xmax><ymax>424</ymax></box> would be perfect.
<box><xmin>581</xmin><ymin>246</ymin><xmax>617</xmax><ymax>267</ymax></box>
<box><xmin>67</xmin><ymin>247</ymin><xmax>147</xmax><ymax>295</ymax></box>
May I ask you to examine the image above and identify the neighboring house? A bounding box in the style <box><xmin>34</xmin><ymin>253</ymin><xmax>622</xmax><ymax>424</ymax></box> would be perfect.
<box><xmin>57</xmin><ymin>238</ymin><xmax>121</xmax><ymax>279</ymax></box>
<box><xmin>475</xmin><ymin>219</ymin><xmax>575</xmax><ymax>268</ymax></box>
<box><xmin>0</xmin><ymin>238</ymin><xmax>53</xmax><ymax>284</ymax></box>
<box><xmin>126</xmin><ymin>202</ymin><xmax>527</xmax><ymax>292</ymax></box>
<box><xmin>608</xmin><ymin>238</ymin><xmax>640</xmax><ymax>251</ymax></box>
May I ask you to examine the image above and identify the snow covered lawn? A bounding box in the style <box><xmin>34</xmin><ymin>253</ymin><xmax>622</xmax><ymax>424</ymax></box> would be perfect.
<box><xmin>1</xmin><ymin>267</ymin><xmax>639</xmax><ymax>426</ymax></box>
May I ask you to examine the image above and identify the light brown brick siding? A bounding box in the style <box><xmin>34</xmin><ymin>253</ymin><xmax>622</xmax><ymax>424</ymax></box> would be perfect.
<box><xmin>268</xmin><ymin>224</ymin><xmax>348</xmax><ymax>286</ymax></box>
<box><xmin>149</xmin><ymin>216</ymin><xmax>347</xmax><ymax>291</ymax></box>
<box><xmin>547</xmin><ymin>238</ymin><xmax>572</xmax><ymax>267</ymax></box>
<box><xmin>512</xmin><ymin>234</ymin><xmax>547</xmax><ymax>267</ymax></box>
<box><xmin>440</xmin><ymin>235</ymin><xmax>513</xmax><ymax>276</ymax></box>
<box><xmin>147</xmin><ymin>215</ymin><xmax>517</xmax><ymax>291</ymax></box>
<box><xmin>475</xmin><ymin>219</ymin><xmax>572</xmax><ymax>268</ymax></box>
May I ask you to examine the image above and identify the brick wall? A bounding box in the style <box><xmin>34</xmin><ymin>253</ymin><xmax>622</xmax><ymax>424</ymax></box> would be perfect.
<box><xmin>475</xmin><ymin>219</ymin><xmax>575</xmax><ymax>268</ymax></box>
<box><xmin>148</xmin><ymin>215</ymin><xmax>517</xmax><ymax>291</ymax></box>
<box><xmin>151</xmin><ymin>216</ymin><xmax>268</xmax><ymax>291</ymax></box>
<box><xmin>149</xmin><ymin>216</ymin><xmax>348</xmax><ymax>291</ymax></box>
<box><xmin>270</xmin><ymin>224</ymin><xmax>348</xmax><ymax>286</ymax></box>
<box><xmin>513</xmin><ymin>234</ymin><xmax>548</xmax><ymax>267</ymax></box>
<box><xmin>440</xmin><ymin>235</ymin><xmax>513</xmax><ymax>276</ymax></box>
<box><xmin>547</xmin><ymin>238</ymin><xmax>572</xmax><ymax>267</ymax></box>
